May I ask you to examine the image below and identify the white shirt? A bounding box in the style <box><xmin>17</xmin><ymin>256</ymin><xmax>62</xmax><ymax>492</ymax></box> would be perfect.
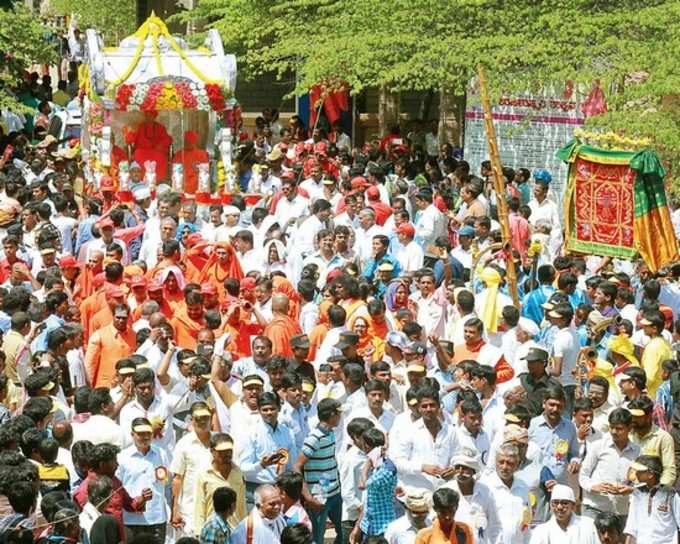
<box><xmin>551</xmin><ymin>327</ymin><xmax>580</xmax><ymax>387</ymax></box>
<box><xmin>274</xmin><ymin>195</ymin><xmax>310</xmax><ymax>227</ymax></box>
<box><xmin>237</xmin><ymin>248</ymin><xmax>265</xmax><ymax>275</ymax></box>
<box><xmin>79</xmin><ymin>502</ymin><xmax>101</xmax><ymax>536</ymax></box>
<box><xmin>347</xmin><ymin>406</ymin><xmax>395</xmax><ymax>434</ymax></box>
<box><xmin>384</xmin><ymin>514</ymin><xmax>431</xmax><ymax>544</ymax></box>
<box><xmin>529</xmin><ymin>514</ymin><xmax>600</xmax><ymax>544</ymax></box>
<box><xmin>291</xmin><ymin>214</ymin><xmax>326</xmax><ymax>258</ymax></box>
<box><xmin>391</xmin><ymin>418</ymin><xmax>459</xmax><ymax>492</ymax></box>
<box><xmin>455</xmin><ymin>425</ymin><xmax>491</xmax><ymax>466</ymax></box>
<box><xmin>229</xmin><ymin>400</ymin><xmax>262</xmax><ymax>456</ymax></box>
<box><xmin>299</xmin><ymin>178</ymin><xmax>325</xmax><ymax>202</ymax></box>
<box><xmin>231</xmin><ymin>509</ymin><xmax>286</xmax><ymax>544</ymax></box>
<box><xmin>578</xmin><ymin>435</ymin><xmax>640</xmax><ymax>515</ymax></box>
<box><xmin>354</xmin><ymin>223</ymin><xmax>386</xmax><ymax>266</ymax></box>
<box><xmin>72</xmin><ymin>414</ymin><xmax>125</xmax><ymax>449</ymax></box>
<box><xmin>451</xmin><ymin>246</ymin><xmax>473</xmax><ymax>270</ymax></box>
<box><xmin>410</xmin><ymin>291</ymin><xmax>445</xmax><ymax>337</ymax></box>
<box><xmin>169</xmin><ymin>431</ymin><xmax>212</xmax><ymax>527</ymax></box>
<box><xmin>624</xmin><ymin>486</ymin><xmax>680</xmax><ymax>543</ymax></box>
<box><xmin>480</xmin><ymin>471</ymin><xmax>532</xmax><ymax>544</ymax></box>
<box><xmin>414</xmin><ymin>205</ymin><xmax>446</xmax><ymax>258</ymax></box>
<box><xmin>52</xmin><ymin>215</ymin><xmax>78</xmax><ymax>255</ymax></box>
<box><xmin>394</xmin><ymin>240</ymin><xmax>424</xmax><ymax>273</ymax></box>
<box><xmin>119</xmin><ymin>396</ymin><xmax>176</xmax><ymax>455</ymax></box>
<box><xmin>299</xmin><ymin>302</ymin><xmax>318</xmax><ymax>335</ymax></box>
<box><xmin>339</xmin><ymin>445</ymin><xmax>366</xmax><ymax>521</ymax></box>
<box><xmin>441</xmin><ymin>479</ymin><xmax>501</xmax><ymax>543</ymax></box>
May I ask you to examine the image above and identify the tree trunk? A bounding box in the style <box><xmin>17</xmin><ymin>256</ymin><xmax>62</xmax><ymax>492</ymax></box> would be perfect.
<box><xmin>438</xmin><ymin>87</ymin><xmax>466</xmax><ymax>147</ymax></box>
<box><xmin>378</xmin><ymin>85</ymin><xmax>400</xmax><ymax>138</ymax></box>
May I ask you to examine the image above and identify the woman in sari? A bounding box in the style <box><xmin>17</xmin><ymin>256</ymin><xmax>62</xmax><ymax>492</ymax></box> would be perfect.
<box><xmin>353</xmin><ymin>316</ymin><xmax>385</xmax><ymax>362</ymax></box>
<box><xmin>385</xmin><ymin>280</ymin><xmax>410</xmax><ymax>329</ymax></box>
<box><xmin>159</xmin><ymin>265</ymin><xmax>186</xmax><ymax>310</ymax></box>
<box><xmin>263</xmin><ymin>239</ymin><xmax>290</xmax><ymax>277</ymax></box>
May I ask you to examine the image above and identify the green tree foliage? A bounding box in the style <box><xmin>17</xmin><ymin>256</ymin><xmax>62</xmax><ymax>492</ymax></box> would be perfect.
<box><xmin>0</xmin><ymin>7</ymin><xmax>56</xmax><ymax>112</ymax></box>
<box><xmin>47</xmin><ymin>0</ymin><xmax>136</xmax><ymax>42</ymax></box>
<box><xmin>182</xmin><ymin>0</ymin><xmax>679</xmax><ymax>182</ymax></box>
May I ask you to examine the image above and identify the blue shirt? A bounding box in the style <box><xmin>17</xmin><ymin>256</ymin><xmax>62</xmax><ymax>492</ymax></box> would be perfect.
<box><xmin>279</xmin><ymin>402</ymin><xmax>309</xmax><ymax>451</ymax></box>
<box><xmin>433</xmin><ymin>254</ymin><xmax>465</xmax><ymax>286</ymax></box>
<box><xmin>117</xmin><ymin>444</ymin><xmax>170</xmax><ymax>526</ymax></box>
<box><xmin>200</xmin><ymin>512</ymin><xmax>232</xmax><ymax>544</ymax></box>
<box><xmin>521</xmin><ymin>285</ymin><xmax>556</xmax><ymax>325</ymax></box>
<box><xmin>528</xmin><ymin>415</ymin><xmax>579</xmax><ymax>484</ymax></box>
<box><xmin>31</xmin><ymin>314</ymin><xmax>65</xmax><ymax>353</ymax></box>
<box><xmin>74</xmin><ymin>215</ymin><xmax>100</xmax><ymax>257</ymax></box>
<box><xmin>362</xmin><ymin>252</ymin><xmax>401</xmax><ymax>281</ymax></box>
<box><xmin>238</xmin><ymin>417</ymin><xmax>297</xmax><ymax>483</ymax></box>
<box><xmin>359</xmin><ymin>458</ymin><xmax>398</xmax><ymax>535</ymax></box>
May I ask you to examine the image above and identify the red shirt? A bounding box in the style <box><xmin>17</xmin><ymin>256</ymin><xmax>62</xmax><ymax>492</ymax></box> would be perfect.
<box><xmin>74</xmin><ymin>471</ymin><xmax>144</xmax><ymax>539</ymax></box>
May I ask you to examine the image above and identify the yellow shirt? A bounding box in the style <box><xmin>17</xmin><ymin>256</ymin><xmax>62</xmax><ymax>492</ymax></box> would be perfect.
<box><xmin>641</xmin><ymin>336</ymin><xmax>673</xmax><ymax>399</ymax></box>
<box><xmin>631</xmin><ymin>425</ymin><xmax>677</xmax><ymax>487</ymax></box>
<box><xmin>193</xmin><ymin>464</ymin><xmax>246</xmax><ymax>535</ymax></box>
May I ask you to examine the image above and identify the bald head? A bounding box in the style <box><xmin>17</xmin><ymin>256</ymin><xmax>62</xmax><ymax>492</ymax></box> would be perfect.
<box><xmin>148</xmin><ymin>312</ymin><xmax>168</xmax><ymax>328</ymax></box>
<box><xmin>52</xmin><ymin>421</ymin><xmax>73</xmax><ymax>449</ymax></box>
<box><xmin>271</xmin><ymin>293</ymin><xmax>289</xmax><ymax>314</ymax></box>
<box><xmin>141</xmin><ymin>301</ymin><xmax>160</xmax><ymax>317</ymax></box>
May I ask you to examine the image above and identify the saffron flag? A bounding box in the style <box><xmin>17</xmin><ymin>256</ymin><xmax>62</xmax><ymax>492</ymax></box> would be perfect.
<box><xmin>558</xmin><ymin>140</ymin><xmax>678</xmax><ymax>272</ymax></box>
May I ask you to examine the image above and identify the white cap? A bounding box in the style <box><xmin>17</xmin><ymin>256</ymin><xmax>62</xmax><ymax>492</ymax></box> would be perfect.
<box><xmin>224</xmin><ymin>205</ymin><xmax>240</xmax><ymax>216</ymax></box>
<box><xmin>133</xmin><ymin>186</ymin><xmax>151</xmax><ymax>201</ymax></box>
<box><xmin>550</xmin><ymin>484</ymin><xmax>575</xmax><ymax>502</ymax></box>
<box><xmin>517</xmin><ymin>317</ymin><xmax>539</xmax><ymax>337</ymax></box>
<box><xmin>451</xmin><ymin>448</ymin><xmax>481</xmax><ymax>473</ymax></box>
<box><xmin>386</xmin><ymin>331</ymin><xmax>408</xmax><ymax>350</ymax></box>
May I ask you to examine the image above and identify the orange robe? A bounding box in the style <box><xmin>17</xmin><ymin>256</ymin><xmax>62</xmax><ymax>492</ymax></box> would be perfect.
<box><xmin>84</xmin><ymin>324</ymin><xmax>136</xmax><ymax>387</ymax></box>
<box><xmin>90</xmin><ymin>306</ymin><xmax>113</xmax><ymax>335</ymax></box>
<box><xmin>272</xmin><ymin>277</ymin><xmax>301</xmax><ymax>321</ymax></box>
<box><xmin>308</xmin><ymin>300</ymin><xmax>332</xmax><ymax>362</ymax></box>
<box><xmin>80</xmin><ymin>291</ymin><xmax>102</xmax><ymax>344</ymax></box>
<box><xmin>171</xmin><ymin>148</ymin><xmax>209</xmax><ymax>194</ymax></box>
<box><xmin>452</xmin><ymin>340</ymin><xmax>515</xmax><ymax>384</ymax></box>
<box><xmin>264</xmin><ymin>314</ymin><xmax>302</xmax><ymax>358</ymax></box>
<box><xmin>165</xmin><ymin>289</ymin><xmax>185</xmax><ymax>311</ymax></box>
<box><xmin>199</xmin><ymin>242</ymin><xmax>243</xmax><ymax>298</ymax></box>
<box><xmin>170</xmin><ymin>309</ymin><xmax>205</xmax><ymax>350</ymax></box>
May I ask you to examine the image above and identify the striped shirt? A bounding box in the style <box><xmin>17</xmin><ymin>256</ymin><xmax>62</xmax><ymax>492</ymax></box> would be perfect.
<box><xmin>301</xmin><ymin>424</ymin><xmax>341</xmax><ymax>498</ymax></box>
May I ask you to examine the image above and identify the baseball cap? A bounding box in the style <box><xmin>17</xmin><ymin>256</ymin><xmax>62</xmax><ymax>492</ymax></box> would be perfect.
<box><xmin>201</xmin><ymin>284</ymin><xmax>218</xmax><ymax>296</ymax></box>
<box><xmin>98</xmin><ymin>217</ymin><xmax>115</xmax><ymax>230</ymax></box>
<box><xmin>386</xmin><ymin>331</ymin><xmax>408</xmax><ymax>350</ymax></box>
<box><xmin>395</xmin><ymin>223</ymin><xmax>416</xmax><ymax>237</ymax></box>
<box><xmin>130</xmin><ymin>275</ymin><xmax>147</xmax><ymax>288</ymax></box>
<box><xmin>458</xmin><ymin>225</ymin><xmax>475</xmax><ymax>238</ymax></box>
<box><xmin>59</xmin><ymin>256</ymin><xmax>78</xmax><ymax>269</ymax></box>
<box><xmin>191</xmin><ymin>401</ymin><xmax>212</xmax><ymax>419</ymax></box>
<box><xmin>404</xmin><ymin>341</ymin><xmax>427</xmax><ymax>357</ymax></box>
<box><xmin>242</xmin><ymin>375</ymin><xmax>265</xmax><ymax>389</ymax></box>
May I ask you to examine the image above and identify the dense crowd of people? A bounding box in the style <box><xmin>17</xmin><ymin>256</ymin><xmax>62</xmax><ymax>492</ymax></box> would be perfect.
<box><xmin>0</xmin><ymin>68</ymin><xmax>679</xmax><ymax>544</ymax></box>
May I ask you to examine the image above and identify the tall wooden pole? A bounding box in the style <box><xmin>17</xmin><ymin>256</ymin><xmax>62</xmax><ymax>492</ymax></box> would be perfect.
<box><xmin>477</xmin><ymin>65</ymin><xmax>520</xmax><ymax>307</ymax></box>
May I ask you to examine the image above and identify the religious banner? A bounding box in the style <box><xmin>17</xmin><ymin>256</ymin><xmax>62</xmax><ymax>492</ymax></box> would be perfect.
<box><xmin>558</xmin><ymin>140</ymin><xmax>679</xmax><ymax>272</ymax></box>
